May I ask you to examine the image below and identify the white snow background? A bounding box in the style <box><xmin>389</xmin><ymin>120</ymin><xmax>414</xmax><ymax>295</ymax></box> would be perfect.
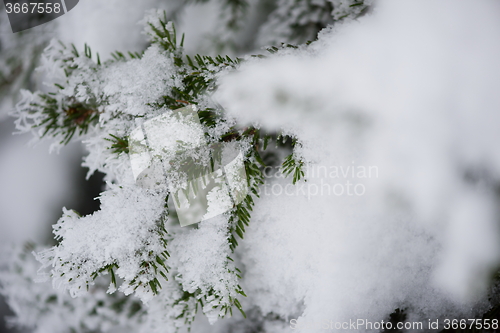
<box><xmin>216</xmin><ymin>0</ymin><xmax>500</xmax><ymax>331</ymax></box>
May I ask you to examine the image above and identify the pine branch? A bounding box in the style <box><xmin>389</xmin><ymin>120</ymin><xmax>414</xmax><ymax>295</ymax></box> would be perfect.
<box><xmin>11</xmin><ymin>13</ymin><xmax>310</xmax><ymax>331</ymax></box>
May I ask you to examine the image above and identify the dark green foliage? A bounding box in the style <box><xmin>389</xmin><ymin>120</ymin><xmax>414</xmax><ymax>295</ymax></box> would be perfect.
<box><xmin>146</xmin><ymin>12</ymin><xmax>184</xmax><ymax>53</ymax></box>
<box><xmin>110</xmin><ymin>50</ymin><xmax>143</xmax><ymax>62</ymax></box>
<box><xmin>228</xmin><ymin>162</ymin><xmax>262</xmax><ymax>251</ymax></box>
<box><xmin>31</xmin><ymin>95</ymin><xmax>99</xmax><ymax>145</ymax></box>
<box><xmin>281</xmin><ymin>153</ymin><xmax>305</xmax><ymax>184</ymax></box>
<box><xmin>126</xmin><ymin>213</ymin><xmax>171</xmax><ymax>296</ymax></box>
<box><xmin>171</xmin><ymin>282</ymin><xmax>247</xmax><ymax>330</ymax></box>
<box><xmin>350</xmin><ymin>1</ymin><xmax>365</xmax><ymax>7</ymax></box>
<box><xmin>105</xmin><ymin>134</ymin><xmax>129</xmax><ymax>155</ymax></box>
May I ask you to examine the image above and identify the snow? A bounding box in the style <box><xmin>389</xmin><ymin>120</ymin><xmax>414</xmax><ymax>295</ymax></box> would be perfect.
<box><xmin>129</xmin><ymin>105</ymin><xmax>248</xmax><ymax>226</ymax></box>
<box><xmin>216</xmin><ymin>0</ymin><xmax>500</xmax><ymax>328</ymax></box>
<box><xmin>5</xmin><ymin>10</ymin><xmax>249</xmax><ymax>331</ymax></box>
<box><xmin>3</xmin><ymin>1</ymin><xmax>500</xmax><ymax>332</ymax></box>
<box><xmin>0</xmin><ymin>244</ymin><xmax>144</xmax><ymax>333</ymax></box>
<box><xmin>168</xmin><ymin>214</ymin><xmax>238</xmax><ymax>323</ymax></box>
<box><xmin>100</xmin><ymin>45</ymin><xmax>180</xmax><ymax>117</ymax></box>
<box><xmin>55</xmin><ymin>0</ymin><xmax>168</xmax><ymax>59</ymax></box>
<box><xmin>36</xmin><ymin>184</ymin><xmax>168</xmax><ymax>302</ymax></box>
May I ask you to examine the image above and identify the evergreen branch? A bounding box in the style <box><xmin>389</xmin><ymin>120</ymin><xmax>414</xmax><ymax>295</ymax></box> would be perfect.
<box><xmin>30</xmin><ymin>94</ymin><xmax>99</xmax><ymax>145</ymax></box>
<box><xmin>11</xmin><ymin>14</ymin><xmax>312</xmax><ymax>331</ymax></box>
<box><xmin>281</xmin><ymin>153</ymin><xmax>305</xmax><ymax>184</ymax></box>
<box><xmin>105</xmin><ymin>134</ymin><xmax>129</xmax><ymax>155</ymax></box>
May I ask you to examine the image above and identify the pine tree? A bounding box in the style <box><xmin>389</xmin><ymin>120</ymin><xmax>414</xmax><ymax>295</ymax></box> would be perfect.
<box><xmin>3</xmin><ymin>2</ymin><xmax>500</xmax><ymax>333</ymax></box>
<box><xmin>1</xmin><ymin>9</ymin><xmax>311</xmax><ymax>333</ymax></box>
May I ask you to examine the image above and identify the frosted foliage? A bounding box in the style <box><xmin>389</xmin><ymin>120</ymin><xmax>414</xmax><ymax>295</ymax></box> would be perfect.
<box><xmin>257</xmin><ymin>0</ymin><xmax>371</xmax><ymax>46</ymax></box>
<box><xmin>0</xmin><ymin>245</ymin><xmax>144</xmax><ymax>333</ymax></box>
<box><xmin>257</xmin><ymin>0</ymin><xmax>333</xmax><ymax>46</ymax></box>
<box><xmin>129</xmin><ymin>106</ymin><xmax>249</xmax><ymax>226</ymax></box>
<box><xmin>6</xmin><ymin>2</ymin><xmax>500</xmax><ymax>332</ymax></box>
<box><xmin>169</xmin><ymin>215</ymin><xmax>239</xmax><ymax>324</ymax></box>
<box><xmin>217</xmin><ymin>0</ymin><xmax>500</xmax><ymax>329</ymax></box>
<box><xmin>224</xmin><ymin>150</ymin><xmax>248</xmax><ymax>205</ymax></box>
<box><xmin>14</xmin><ymin>40</ymin><xmax>179</xmax><ymax>182</ymax></box>
<box><xmin>100</xmin><ymin>45</ymin><xmax>178</xmax><ymax>117</ymax></box>
<box><xmin>329</xmin><ymin>0</ymin><xmax>372</xmax><ymax>20</ymax></box>
<box><xmin>5</xmin><ymin>11</ymin><xmax>251</xmax><ymax>332</ymax></box>
<box><xmin>129</xmin><ymin>106</ymin><xmax>206</xmax><ymax>190</ymax></box>
<box><xmin>36</xmin><ymin>185</ymin><xmax>167</xmax><ymax>302</ymax></box>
